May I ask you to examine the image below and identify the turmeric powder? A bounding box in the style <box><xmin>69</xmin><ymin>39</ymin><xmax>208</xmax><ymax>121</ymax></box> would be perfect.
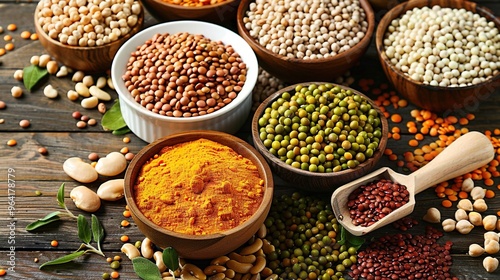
<box><xmin>134</xmin><ymin>138</ymin><xmax>265</xmax><ymax>235</ymax></box>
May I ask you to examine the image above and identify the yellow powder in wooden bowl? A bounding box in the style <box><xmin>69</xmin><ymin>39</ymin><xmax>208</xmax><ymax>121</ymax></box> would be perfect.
<box><xmin>133</xmin><ymin>138</ymin><xmax>265</xmax><ymax>235</ymax></box>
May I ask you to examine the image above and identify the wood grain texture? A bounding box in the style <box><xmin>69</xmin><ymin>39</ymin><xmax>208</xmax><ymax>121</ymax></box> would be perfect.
<box><xmin>236</xmin><ymin>0</ymin><xmax>376</xmax><ymax>83</ymax></box>
<box><xmin>0</xmin><ymin>1</ymin><xmax>500</xmax><ymax>279</ymax></box>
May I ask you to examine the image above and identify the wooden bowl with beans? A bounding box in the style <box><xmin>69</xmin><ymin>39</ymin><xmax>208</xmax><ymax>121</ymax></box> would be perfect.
<box><xmin>140</xmin><ymin>0</ymin><xmax>240</xmax><ymax>24</ymax></box>
<box><xmin>34</xmin><ymin>0</ymin><xmax>144</xmax><ymax>74</ymax></box>
<box><xmin>375</xmin><ymin>0</ymin><xmax>500</xmax><ymax>112</ymax></box>
<box><xmin>124</xmin><ymin>130</ymin><xmax>274</xmax><ymax>259</ymax></box>
<box><xmin>251</xmin><ymin>82</ymin><xmax>389</xmax><ymax>192</ymax></box>
<box><xmin>236</xmin><ymin>0</ymin><xmax>375</xmax><ymax>83</ymax></box>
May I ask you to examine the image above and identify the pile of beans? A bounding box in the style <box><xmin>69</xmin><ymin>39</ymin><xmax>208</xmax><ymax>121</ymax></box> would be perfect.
<box><xmin>349</xmin><ymin>226</ymin><xmax>457</xmax><ymax>280</ymax></box>
<box><xmin>36</xmin><ymin>0</ymin><xmax>142</xmax><ymax>47</ymax></box>
<box><xmin>122</xmin><ymin>32</ymin><xmax>247</xmax><ymax>117</ymax></box>
<box><xmin>264</xmin><ymin>192</ymin><xmax>357</xmax><ymax>280</ymax></box>
<box><xmin>347</xmin><ymin>179</ymin><xmax>409</xmax><ymax>227</ymax></box>
<box><xmin>257</xmin><ymin>83</ymin><xmax>383</xmax><ymax>173</ymax></box>
<box><xmin>383</xmin><ymin>5</ymin><xmax>500</xmax><ymax>87</ymax></box>
<box><xmin>163</xmin><ymin>0</ymin><xmax>228</xmax><ymax>6</ymax></box>
<box><xmin>243</xmin><ymin>0</ymin><xmax>368</xmax><ymax>59</ymax></box>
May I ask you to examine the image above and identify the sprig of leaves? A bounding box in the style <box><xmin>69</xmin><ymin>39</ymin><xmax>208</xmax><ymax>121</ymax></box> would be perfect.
<box><xmin>132</xmin><ymin>247</ymin><xmax>180</xmax><ymax>280</ymax></box>
<box><xmin>39</xmin><ymin>214</ymin><xmax>106</xmax><ymax>269</ymax></box>
<box><xmin>23</xmin><ymin>64</ymin><xmax>48</xmax><ymax>91</ymax></box>
<box><xmin>26</xmin><ymin>183</ymin><xmax>77</xmax><ymax>231</ymax></box>
<box><xmin>101</xmin><ymin>99</ymin><xmax>130</xmax><ymax>134</ymax></box>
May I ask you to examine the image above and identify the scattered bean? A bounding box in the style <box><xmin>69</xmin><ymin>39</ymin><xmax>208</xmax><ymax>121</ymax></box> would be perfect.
<box><xmin>89</xmin><ymin>86</ymin><xmax>111</xmax><ymax>101</ymax></box>
<box><xmin>11</xmin><ymin>86</ymin><xmax>23</xmax><ymax>98</ymax></box>
<box><xmin>121</xmin><ymin>243</ymin><xmax>140</xmax><ymax>260</ymax></box>
<box><xmin>0</xmin><ymin>101</ymin><xmax>5</xmax><ymax>109</ymax></box>
<box><xmin>81</xmin><ymin>96</ymin><xmax>99</xmax><ymax>109</ymax></box>
<box><xmin>5</xmin><ymin>43</ymin><xmax>14</xmax><ymax>51</ymax></box>
<box><xmin>457</xmin><ymin>199</ymin><xmax>473</xmax><ymax>211</ymax></box>
<box><xmin>456</xmin><ymin>219</ymin><xmax>474</xmax><ymax>234</ymax></box>
<box><xmin>140</xmin><ymin>237</ymin><xmax>154</xmax><ymax>259</ymax></box>
<box><xmin>76</xmin><ymin>120</ymin><xmax>87</xmax><ymax>128</ymax></box>
<box><xmin>471</xmin><ymin>186</ymin><xmax>486</xmax><ymax>200</ymax></box>
<box><xmin>38</xmin><ymin>54</ymin><xmax>51</xmax><ymax>68</ymax></box>
<box><xmin>484</xmin><ymin>231</ymin><xmax>500</xmax><ymax>242</ymax></box>
<box><xmin>154</xmin><ymin>251</ymin><xmax>167</xmax><ymax>272</ymax></box>
<box><xmin>483</xmin><ymin>256</ymin><xmax>499</xmax><ymax>273</ymax></box>
<box><xmin>422</xmin><ymin>207</ymin><xmax>441</xmax><ymax>223</ymax></box>
<box><xmin>88</xmin><ymin>119</ymin><xmax>97</xmax><ymax>126</ymax></box>
<box><xmin>72</xmin><ymin>111</ymin><xmax>82</xmax><ymax>119</ymax></box>
<box><xmin>30</xmin><ymin>55</ymin><xmax>40</xmax><ymax>65</ymax></box>
<box><xmin>98</xmin><ymin>103</ymin><xmax>107</xmax><ymax>114</ymax></box>
<box><xmin>7</xmin><ymin>139</ymin><xmax>17</xmax><ymax>146</ymax></box>
<box><xmin>75</xmin><ymin>82</ymin><xmax>90</xmax><ymax>97</ymax></box>
<box><xmin>122</xmin><ymin>137</ymin><xmax>130</xmax><ymax>143</ymax></box>
<box><xmin>181</xmin><ymin>264</ymin><xmax>206</xmax><ymax>280</ymax></box>
<box><xmin>469</xmin><ymin>243</ymin><xmax>485</xmax><ymax>257</ymax></box>
<box><xmin>110</xmin><ymin>260</ymin><xmax>121</xmax><ymax>269</ymax></box>
<box><xmin>69</xmin><ymin>186</ymin><xmax>101</xmax><ymax>212</ymax></box>
<box><xmin>82</xmin><ymin>75</ymin><xmax>94</xmax><ymax>87</ymax></box>
<box><xmin>46</xmin><ymin>61</ymin><xmax>58</xmax><ymax>75</ymax></box>
<box><xmin>63</xmin><ymin>157</ymin><xmax>98</xmax><ymax>183</ymax></box>
<box><xmin>67</xmin><ymin>90</ymin><xmax>79</xmax><ymax>101</ymax></box>
<box><xmin>485</xmin><ymin>239</ymin><xmax>500</xmax><ymax>254</ymax></box>
<box><xmin>7</xmin><ymin>24</ymin><xmax>16</xmax><ymax>31</ymax></box>
<box><xmin>125</xmin><ymin>152</ymin><xmax>135</xmax><ymax>161</ymax></box>
<box><xmin>483</xmin><ymin>215</ymin><xmax>498</xmax><ymax>231</ymax></box>
<box><xmin>97</xmin><ymin>179</ymin><xmax>125</xmax><ymax>201</ymax></box>
<box><xmin>469</xmin><ymin>211</ymin><xmax>483</xmax><ymax>227</ymax></box>
<box><xmin>95</xmin><ymin>151</ymin><xmax>127</xmax><ymax>176</ymax></box>
<box><xmin>473</xmin><ymin>198</ymin><xmax>488</xmax><ymax>212</ymax></box>
<box><xmin>442</xmin><ymin>218</ymin><xmax>456</xmax><ymax>232</ymax></box>
<box><xmin>43</xmin><ymin>84</ymin><xmax>58</xmax><ymax>99</ymax></box>
<box><xmin>455</xmin><ymin>208</ymin><xmax>468</xmax><ymax>221</ymax></box>
<box><xmin>72</xmin><ymin>71</ymin><xmax>85</xmax><ymax>82</ymax></box>
<box><xmin>56</xmin><ymin>66</ymin><xmax>69</xmax><ymax>77</ymax></box>
<box><xmin>19</xmin><ymin>119</ymin><xmax>30</xmax><ymax>128</ymax></box>
<box><xmin>38</xmin><ymin>147</ymin><xmax>48</xmax><ymax>155</ymax></box>
<box><xmin>13</xmin><ymin>69</ymin><xmax>23</xmax><ymax>81</ymax></box>
<box><xmin>96</xmin><ymin>76</ymin><xmax>107</xmax><ymax>88</ymax></box>
<box><xmin>20</xmin><ymin>31</ymin><xmax>31</xmax><ymax>39</ymax></box>
<box><xmin>461</xmin><ymin>178</ymin><xmax>474</xmax><ymax>192</ymax></box>
<box><xmin>107</xmin><ymin>77</ymin><xmax>115</xmax><ymax>89</ymax></box>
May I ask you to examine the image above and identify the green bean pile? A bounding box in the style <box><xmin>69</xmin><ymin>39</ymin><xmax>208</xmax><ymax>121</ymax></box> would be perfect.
<box><xmin>257</xmin><ymin>83</ymin><xmax>383</xmax><ymax>172</ymax></box>
<box><xmin>264</xmin><ymin>193</ymin><xmax>357</xmax><ymax>280</ymax></box>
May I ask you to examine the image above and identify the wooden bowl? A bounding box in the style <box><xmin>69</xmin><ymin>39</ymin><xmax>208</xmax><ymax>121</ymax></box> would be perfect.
<box><xmin>375</xmin><ymin>0</ymin><xmax>500</xmax><ymax>112</ymax></box>
<box><xmin>124</xmin><ymin>130</ymin><xmax>273</xmax><ymax>259</ymax></box>
<box><xmin>34</xmin><ymin>6</ymin><xmax>144</xmax><ymax>74</ymax></box>
<box><xmin>141</xmin><ymin>0</ymin><xmax>240</xmax><ymax>24</ymax></box>
<box><xmin>251</xmin><ymin>82</ymin><xmax>388</xmax><ymax>192</ymax></box>
<box><xmin>236</xmin><ymin>0</ymin><xmax>375</xmax><ymax>83</ymax></box>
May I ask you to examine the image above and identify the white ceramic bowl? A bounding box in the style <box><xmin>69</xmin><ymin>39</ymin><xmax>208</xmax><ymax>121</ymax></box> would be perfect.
<box><xmin>111</xmin><ymin>20</ymin><xmax>259</xmax><ymax>143</ymax></box>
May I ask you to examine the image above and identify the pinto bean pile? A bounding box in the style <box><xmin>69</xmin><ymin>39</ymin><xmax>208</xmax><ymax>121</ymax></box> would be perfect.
<box><xmin>347</xmin><ymin>179</ymin><xmax>410</xmax><ymax>227</ymax></box>
<box><xmin>122</xmin><ymin>32</ymin><xmax>247</xmax><ymax>117</ymax></box>
<box><xmin>349</xmin><ymin>226</ymin><xmax>457</xmax><ymax>280</ymax></box>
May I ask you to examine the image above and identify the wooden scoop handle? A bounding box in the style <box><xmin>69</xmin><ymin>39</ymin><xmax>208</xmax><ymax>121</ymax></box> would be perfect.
<box><xmin>412</xmin><ymin>131</ymin><xmax>494</xmax><ymax>194</ymax></box>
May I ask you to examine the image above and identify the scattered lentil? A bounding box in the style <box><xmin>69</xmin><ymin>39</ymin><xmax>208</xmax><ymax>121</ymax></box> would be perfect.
<box><xmin>7</xmin><ymin>24</ymin><xmax>16</xmax><ymax>31</ymax></box>
<box><xmin>7</xmin><ymin>139</ymin><xmax>17</xmax><ymax>146</ymax></box>
<box><xmin>110</xmin><ymin>271</ymin><xmax>119</xmax><ymax>279</ymax></box>
<box><xmin>88</xmin><ymin>152</ymin><xmax>99</xmax><ymax>161</ymax></box>
<box><xmin>119</xmin><ymin>147</ymin><xmax>129</xmax><ymax>154</ymax></box>
<box><xmin>76</xmin><ymin>120</ymin><xmax>87</xmax><ymax>128</ymax></box>
<box><xmin>11</xmin><ymin>86</ymin><xmax>23</xmax><ymax>98</ymax></box>
<box><xmin>38</xmin><ymin>147</ymin><xmax>48</xmax><ymax>155</ymax></box>
<box><xmin>30</xmin><ymin>33</ymin><xmax>39</xmax><ymax>40</ymax></box>
<box><xmin>122</xmin><ymin>136</ymin><xmax>130</xmax><ymax>143</ymax></box>
<box><xmin>50</xmin><ymin>240</ymin><xmax>59</xmax><ymax>247</ymax></box>
<box><xmin>20</xmin><ymin>31</ymin><xmax>31</xmax><ymax>39</ymax></box>
<box><xmin>120</xmin><ymin>220</ymin><xmax>130</xmax><ymax>227</ymax></box>
<box><xmin>110</xmin><ymin>260</ymin><xmax>121</xmax><ymax>269</ymax></box>
<box><xmin>123</xmin><ymin>210</ymin><xmax>131</xmax><ymax>218</ymax></box>
<box><xmin>0</xmin><ymin>269</ymin><xmax>5</xmax><ymax>276</ymax></box>
<box><xmin>35</xmin><ymin>190</ymin><xmax>42</xmax><ymax>196</ymax></box>
<box><xmin>124</xmin><ymin>152</ymin><xmax>134</xmax><ymax>161</ymax></box>
<box><xmin>87</xmin><ymin>118</ymin><xmax>97</xmax><ymax>126</ymax></box>
<box><xmin>3</xmin><ymin>35</ymin><xmax>12</xmax><ymax>41</ymax></box>
<box><xmin>102</xmin><ymin>272</ymin><xmax>111</xmax><ymax>280</ymax></box>
<box><xmin>72</xmin><ymin>111</ymin><xmax>82</xmax><ymax>119</ymax></box>
<box><xmin>0</xmin><ymin>101</ymin><xmax>6</xmax><ymax>109</ymax></box>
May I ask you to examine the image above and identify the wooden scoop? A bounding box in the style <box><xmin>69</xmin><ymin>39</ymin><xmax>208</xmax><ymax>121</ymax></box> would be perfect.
<box><xmin>331</xmin><ymin>131</ymin><xmax>495</xmax><ymax>236</ymax></box>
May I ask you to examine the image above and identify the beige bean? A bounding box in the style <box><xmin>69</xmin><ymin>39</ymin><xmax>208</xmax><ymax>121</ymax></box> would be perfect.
<box><xmin>469</xmin><ymin>212</ymin><xmax>483</xmax><ymax>227</ymax></box>
<box><xmin>72</xmin><ymin>70</ymin><xmax>85</xmax><ymax>82</ymax></box>
<box><xmin>56</xmin><ymin>66</ymin><xmax>69</xmax><ymax>77</ymax></box>
<box><xmin>442</xmin><ymin>219</ymin><xmax>456</xmax><ymax>232</ymax></box>
<box><xmin>228</xmin><ymin>252</ymin><xmax>256</xmax><ymax>264</ymax></box>
<box><xmin>63</xmin><ymin>157</ymin><xmax>98</xmax><ymax>183</ymax></box>
<box><xmin>70</xmin><ymin>186</ymin><xmax>101</xmax><ymax>212</ymax></box>
<box><xmin>81</xmin><ymin>96</ymin><xmax>99</xmax><ymax>109</ymax></box>
<box><xmin>13</xmin><ymin>69</ymin><xmax>23</xmax><ymax>81</ymax></box>
<box><xmin>67</xmin><ymin>90</ymin><xmax>79</xmax><ymax>101</ymax></box>
<box><xmin>469</xmin><ymin>243</ymin><xmax>485</xmax><ymax>257</ymax></box>
<box><xmin>121</xmin><ymin>243</ymin><xmax>140</xmax><ymax>259</ymax></box>
<box><xmin>474</xmin><ymin>199</ymin><xmax>488</xmax><ymax>212</ymax></box>
<box><xmin>43</xmin><ymin>84</ymin><xmax>58</xmax><ymax>99</ymax></box>
<box><xmin>82</xmin><ymin>75</ymin><xmax>94</xmax><ymax>87</ymax></box>
<box><xmin>485</xmin><ymin>239</ymin><xmax>500</xmax><ymax>254</ymax></box>
<box><xmin>95</xmin><ymin>151</ymin><xmax>127</xmax><ymax>176</ymax></box>
<box><xmin>211</xmin><ymin>255</ymin><xmax>230</xmax><ymax>266</ymax></box>
<box><xmin>207</xmin><ymin>272</ymin><xmax>225</xmax><ymax>280</ymax></box>
<box><xmin>30</xmin><ymin>55</ymin><xmax>40</xmax><ymax>66</ymax></box>
<box><xmin>96</xmin><ymin>76</ymin><xmax>107</xmax><ymax>88</ymax></box>
<box><xmin>89</xmin><ymin>85</ymin><xmax>111</xmax><ymax>101</ymax></box>
<box><xmin>97</xmin><ymin>179</ymin><xmax>124</xmax><ymax>201</ymax></box>
<box><xmin>239</xmin><ymin>238</ymin><xmax>263</xmax><ymax>256</ymax></box>
<box><xmin>457</xmin><ymin>199</ymin><xmax>473</xmax><ymax>211</ymax></box>
<box><xmin>107</xmin><ymin>77</ymin><xmax>115</xmax><ymax>89</ymax></box>
<box><xmin>461</xmin><ymin>177</ymin><xmax>474</xmax><ymax>192</ymax></box>
<box><xmin>75</xmin><ymin>82</ymin><xmax>90</xmax><ymax>97</ymax></box>
<box><xmin>471</xmin><ymin>186</ymin><xmax>486</xmax><ymax>200</ymax></box>
<box><xmin>257</xmin><ymin>223</ymin><xmax>266</xmax><ymax>238</ymax></box>
<box><xmin>485</xmin><ymin>231</ymin><xmax>500</xmax><ymax>242</ymax></box>
<box><xmin>483</xmin><ymin>256</ymin><xmax>499</xmax><ymax>273</ymax></box>
<box><xmin>46</xmin><ymin>61</ymin><xmax>58</xmax><ymax>74</ymax></box>
<box><xmin>483</xmin><ymin>215</ymin><xmax>498</xmax><ymax>231</ymax></box>
<box><xmin>456</xmin><ymin>219</ymin><xmax>474</xmax><ymax>234</ymax></box>
<box><xmin>455</xmin><ymin>209</ymin><xmax>468</xmax><ymax>221</ymax></box>
<box><xmin>422</xmin><ymin>207</ymin><xmax>440</xmax><ymax>223</ymax></box>
<box><xmin>11</xmin><ymin>86</ymin><xmax>23</xmax><ymax>98</ymax></box>
<box><xmin>98</xmin><ymin>103</ymin><xmax>107</xmax><ymax>114</ymax></box>
<box><xmin>39</xmin><ymin>54</ymin><xmax>51</xmax><ymax>68</ymax></box>
<box><xmin>154</xmin><ymin>251</ymin><xmax>167</xmax><ymax>272</ymax></box>
<box><xmin>226</xmin><ymin>260</ymin><xmax>252</xmax><ymax>274</ymax></box>
<box><xmin>249</xmin><ymin>256</ymin><xmax>266</xmax><ymax>275</ymax></box>
<box><xmin>203</xmin><ymin>265</ymin><xmax>226</xmax><ymax>276</ymax></box>
<box><xmin>140</xmin><ymin>237</ymin><xmax>154</xmax><ymax>259</ymax></box>
<box><xmin>181</xmin><ymin>263</ymin><xmax>207</xmax><ymax>280</ymax></box>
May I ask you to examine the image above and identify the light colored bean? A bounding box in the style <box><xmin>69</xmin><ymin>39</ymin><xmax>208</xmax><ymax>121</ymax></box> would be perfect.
<box><xmin>485</xmin><ymin>232</ymin><xmax>500</xmax><ymax>242</ymax></box>
<box><xmin>461</xmin><ymin>177</ymin><xmax>474</xmax><ymax>192</ymax></box>
<box><xmin>456</xmin><ymin>219</ymin><xmax>474</xmax><ymax>234</ymax></box>
<box><xmin>483</xmin><ymin>256</ymin><xmax>499</xmax><ymax>273</ymax></box>
<box><xmin>46</xmin><ymin>61</ymin><xmax>58</xmax><ymax>74</ymax></box>
<box><xmin>228</xmin><ymin>252</ymin><xmax>256</xmax><ymax>264</ymax></box>
<box><xmin>43</xmin><ymin>84</ymin><xmax>58</xmax><ymax>99</ymax></box>
<box><xmin>471</xmin><ymin>186</ymin><xmax>486</xmax><ymax>200</ymax></box>
<box><xmin>121</xmin><ymin>243</ymin><xmax>141</xmax><ymax>260</ymax></box>
<box><xmin>485</xmin><ymin>239</ymin><xmax>500</xmax><ymax>254</ymax></box>
<box><xmin>11</xmin><ymin>86</ymin><xmax>23</xmax><ymax>98</ymax></box>
<box><xmin>422</xmin><ymin>207</ymin><xmax>440</xmax><ymax>223</ymax></box>
<box><xmin>67</xmin><ymin>90</ymin><xmax>79</xmax><ymax>101</ymax></box>
<box><xmin>154</xmin><ymin>251</ymin><xmax>167</xmax><ymax>272</ymax></box>
<box><xmin>98</xmin><ymin>103</ymin><xmax>107</xmax><ymax>114</ymax></box>
<box><xmin>13</xmin><ymin>69</ymin><xmax>23</xmax><ymax>81</ymax></box>
<box><xmin>442</xmin><ymin>218</ymin><xmax>456</xmax><ymax>232</ymax></box>
<box><xmin>97</xmin><ymin>179</ymin><xmax>124</xmax><ymax>201</ymax></box>
<box><xmin>239</xmin><ymin>238</ymin><xmax>263</xmax><ymax>256</ymax></box>
<box><xmin>457</xmin><ymin>199</ymin><xmax>473</xmax><ymax>211</ymax></box>
<box><xmin>63</xmin><ymin>157</ymin><xmax>98</xmax><ymax>183</ymax></box>
<box><xmin>181</xmin><ymin>263</ymin><xmax>207</xmax><ymax>280</ymax></box>
<box><xmin>469</xmin><ymin>212</ymin><xmax>483</xmax><ymax>227</ymax></box>
<box><xmin>455</xmin><ymin>209</ymin><xmax>468</xmax><ymax>221</ymax></box>
<box><xmin>81</xmin><ymin>96</ymin><xmax>99</xmax><ymax>109</ymax></box>
<box><xmin>69</xmin><ymin>186</ymin><xmax>101</xmax><ymax>212</ymax></box>
<box><xmin>473</xmin><ymin>199</ymin><xmax>488</xmax><ymax>212</ymax></box>
<box><xmin>75</xmin><ymin>82</ymin><xmax>90</xmax><ymax>97</ymax></box>
<box><xmin>140</xmin><ymin>237</ymin><xmax>154</xmax><ymax>259</ymax></box>
<box><xmin>107</xmin><ymin>77</ymin><xmax>115</xmax><ymax>89</ymax></box>
<box><xmin>96</xmin><ymin>76</ymin><xmax>107</xmax><ymax>88</ymax></box>
<box><xmin>39</xmin><ymin>54</ymin><xmax>51</xmax><ymax>68</ymax></box>
<box><xmin>56</xmin><ymin>66</ymin><xmax>69</xmax><ymax>77</ymax></box>
<box><xmin>226</xmin><ymin>260</ymin><xmax>252</xmax><ymax>274</ymax></box>
<box><xmin>89</xmin><ymin>85</ymin><xmax>112</xmax><ymax>101</ymax></box>
<box><xmin>72</xmin><ymin>71</ymin><xmax>85</xmax><ymax>82</ymax></box>
<box><xmin>469</xmin><ymin>244</ymin><xmax>484</xmax><ymax>257</ymax></box>
<box><xmin>82</xmin><ymin>75</ymin><xmax>94</xmax><ymax>87</ymax></box>
<box><xmin>483</xmin><ymin>215</ymin><xmax>498</xmax><ymax>231</ymax></box>
<box><xmin>30</xmin><ymin>55</ymin><xmax>40</xmax><ymax>66</ymax></box>
<box><xmin>95</xmin><ymin>151</ymin><xmax>127</xmax><ymax>176</ymax></box>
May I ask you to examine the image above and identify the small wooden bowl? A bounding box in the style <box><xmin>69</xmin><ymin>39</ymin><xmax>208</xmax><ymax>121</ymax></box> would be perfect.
<box><xmin>124</xmin><ymin>130</ymin><xmax>274</xmax><ymax>259</ymax></box>
<box><xmin>34</xmin><ymin>6</ymin><xmax>144</xmax><ymax>74</ymax></box>
<box><xmin>236</xmin><ymin>0</ymin><xmax>375</xmax><ymax>83</ymax></box>
<box><xmin>141</xmin><ymin>0</ymin><xmax>240</xmax><ymax>24</ymax></box>
<box><xmin>251</xmin><ymin>82</ymin><xmax>388</xmax><ymax>192</ymax></box>
<box><xmin>375</xmin><ymin>0</ymin><xmax>500</xmax><ymax>112</ymax></box>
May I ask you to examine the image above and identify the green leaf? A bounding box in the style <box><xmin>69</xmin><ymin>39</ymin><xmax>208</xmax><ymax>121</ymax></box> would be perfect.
<box><xmin>39</xmin><ymin>250</ymin><xmax>86</xmax><ymax>269</ymax></box>
<box><xmin>338</xmin><ymin>225</ymin><xmax>365</xmax><ymax>250</ymax></box>
<box><xmin>57</xmin><ymin>183</ymin><xmax>65</xmax><ymax>208</ymax></box>
<box><xmin>91</xmin><ymin>214</ymin><xmax>105</xmax><ymax>250</ymax></box>
<box><xmin>25</xmin><ymin>212</ymin><xmax>61</xmax><ymax>231</ymax></box>
<box><xmin>132</xmin><ymin>257</ymin><xmax>162</xmax><ymax>280</ymax></box>
<box><xmin>111</xmin><ymin>126</ymin><xmax>131</xmax><ymax>135</ymax></box>
<box><xmin>162</xmin><ymin>247</ymin><xmax>179</xmax><ymax>272</ymax></box>
<box><xmin>101</xmin><ymin>99</ymin><xmax>128</xmax><ymax>131</ymax></box>
<box><xmin>23</xmin><ymin>64</ymin><xmax>48</xmax><ymax>91</ymax></box>
<box><xmin>77</xmin><ymin>215</ymin><xmax>92</xmax><ymax>244</ymax></box>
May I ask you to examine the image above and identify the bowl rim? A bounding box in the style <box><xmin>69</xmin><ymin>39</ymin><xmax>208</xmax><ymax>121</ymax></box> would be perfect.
<box><xmin>34</xmin><ymin>3</ymin><xmax>144</xmax><ymax>51</ymax></box>
<box><xmin>236</xmin><ymin>0</ymin><xmax>375</xmax><ymax>64</ymax></box>
<box><xmin>375</xmin><ymin>0</ymin><xmax>500</xmax><ymax>91</ymax></box>
<box><xmin>251</xmin><ymin>81</ymin><xmax>389</xmax><ymax>179</ymax></box>
<box><xmin>144</xmin><ymin>0</ymin><xmax>237</xmax><ymax>10</ymax></box>
<box><xmin>111</xmin><ymin>20</ymin><xmax>259</xmax><ymax>123</ymax></box>
<box><xmin>124</xmin><ymin>130</ymin><xmax>274</xmax><ymax>240</ymax></box>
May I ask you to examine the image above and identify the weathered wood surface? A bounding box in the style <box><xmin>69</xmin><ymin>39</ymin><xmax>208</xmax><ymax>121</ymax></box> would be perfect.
<box><xmin>0</xmin><ymin>0</ymin><xmax>500</xmax><ymax>279</ymax></box>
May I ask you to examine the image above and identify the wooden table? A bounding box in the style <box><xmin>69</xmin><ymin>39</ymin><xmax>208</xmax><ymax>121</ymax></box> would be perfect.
<box><xmin>1</xmin><ymin>0</ymin><xmax>499</xmax><ymax>279</ymax></box>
